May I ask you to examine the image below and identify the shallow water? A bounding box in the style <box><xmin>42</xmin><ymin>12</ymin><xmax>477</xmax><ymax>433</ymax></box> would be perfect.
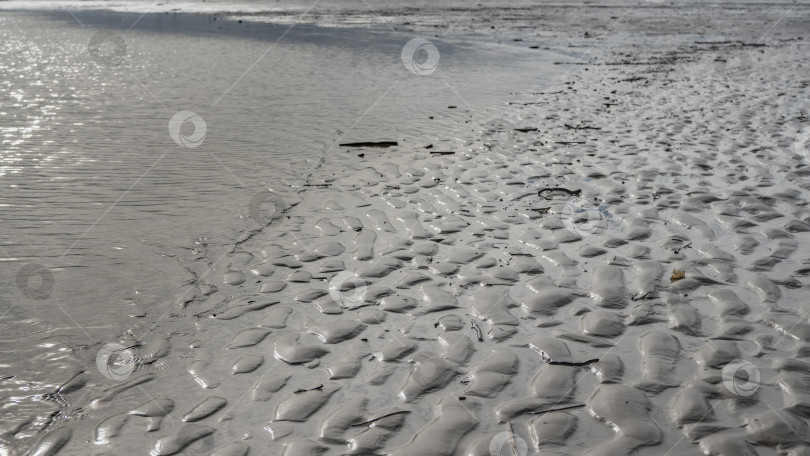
<box><xmin>3</xmin><ymin>3</ymin><xmax>810</xmax><ymax>455</ymax></box>
<box><xmin>0</xmin><ymin>10</ymin><xmax>569</xmax><ymax>454</ymax></box>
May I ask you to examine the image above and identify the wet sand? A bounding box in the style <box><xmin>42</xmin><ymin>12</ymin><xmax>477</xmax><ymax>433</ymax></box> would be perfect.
<box><xmin>5</xmin><ymin>1</ymin><xmax>810</xmax><ymax>456</ymax></box>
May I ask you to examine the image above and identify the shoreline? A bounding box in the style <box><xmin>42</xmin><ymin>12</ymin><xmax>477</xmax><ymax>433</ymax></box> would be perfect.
<box><xmin>168</xmin><ymin>17</ymin><xmax>810</xmax><ymax>454</ymax></box>
<box><xmin>5</xmin><ymin>2</ymin><xmax>810</xmax><ymax>455</ymax></box>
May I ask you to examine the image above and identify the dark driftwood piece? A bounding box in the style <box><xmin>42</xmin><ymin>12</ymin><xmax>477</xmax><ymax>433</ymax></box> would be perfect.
<box><xmin>339</xmin><ymin>141</ymin><xmax>398</xmax><ymax>148</ymax></box>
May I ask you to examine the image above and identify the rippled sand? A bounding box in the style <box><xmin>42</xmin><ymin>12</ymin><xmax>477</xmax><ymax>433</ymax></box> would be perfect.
<box><xmin>5</xmin><ymin>1</ymin><xmax>810</xmax><ymax>456</ymax></box>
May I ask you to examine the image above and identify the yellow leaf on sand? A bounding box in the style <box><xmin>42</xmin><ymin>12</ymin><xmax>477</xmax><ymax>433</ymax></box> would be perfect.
<box><xmin>670</xmin><ymin>269</ymin><xmax>685</xmax><ymax>282</ymax></box>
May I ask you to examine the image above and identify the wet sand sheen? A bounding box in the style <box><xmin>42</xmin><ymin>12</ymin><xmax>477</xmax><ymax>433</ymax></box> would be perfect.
<box><xmin>0</xmin><ymin>10</ymin><xmax>566</xmax><ymax>455</ymax></box>
<box><xmin>4</xmin><ymin>2</ymin><xmax>810</xmax><ymax>456</ymax></box>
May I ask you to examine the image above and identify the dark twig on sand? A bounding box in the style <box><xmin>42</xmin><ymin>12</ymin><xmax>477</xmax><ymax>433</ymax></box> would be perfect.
<box><xmin>538</xmin><ymin>187</ymin><xmax>582</xmax><ymax>200</ymax></box>
<box><xmin>471</xmin><ymin>319</ymin><xmax>484</xmax><ymax>342</ymax></box>
<box><xmin>339</xmin><ymin>141</ymin><xmax>398</xmax><ymax>148</ymax></box>
<box><xmin>547</xmin><ymin>358</ymin><xmax>600</xmax><ymax>367</ymax></box>
<box><xmin>564</xmin><ymin>123</ymin><xmax>601</xmax><ymax>130</ymax></box>
<box><xmin>631</xmin><ymin>291</ymin><xmax>655</xmax><ymax>301</ymax></box>
<box><xmin>293</xmin><ymin>384</ymin><xmax>323</xmax><ymax>394</ymax></box>
<box><xmin>673</xmin><ymin>242</ymin><xmax>692</xmax><ymax>254</ymax></box>
<box><xmin>526</xmin><ymin>404</ymin><xmax>586</xmax><ymax>415</ymax></box>
<box><xmin>350</xmin><ymin>410</ymin><xmax>411</xmax><ymax>426</ymax></box>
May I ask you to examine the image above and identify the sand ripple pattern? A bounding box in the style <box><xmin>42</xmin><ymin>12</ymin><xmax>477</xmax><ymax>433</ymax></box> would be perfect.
<box><xmin>14</xmin><ymin>4</ymin><xmax>810</xmax><ymax>456</ymax></box>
